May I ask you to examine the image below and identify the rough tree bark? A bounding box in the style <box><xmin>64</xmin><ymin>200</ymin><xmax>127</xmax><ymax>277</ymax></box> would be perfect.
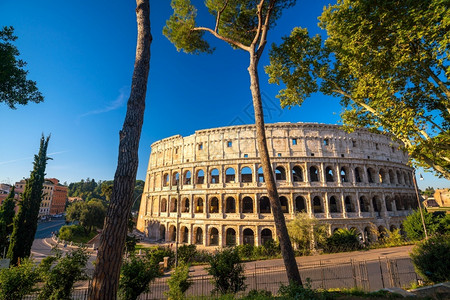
<box><xmin>88</xmin><ymin>1</ymin><xmax>152</xmax><ymax>299</ymax></box>
<box><xmin>248</xmin><ymin>51</ymin><xmax>302</xmax><ymax>284</ymax></box>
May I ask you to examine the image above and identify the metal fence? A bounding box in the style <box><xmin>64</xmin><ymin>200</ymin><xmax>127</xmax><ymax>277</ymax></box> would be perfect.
<box><xmin>23</xmin><ymin>257</ymin><xmax>419</xmax><ymax>299</ymax></box>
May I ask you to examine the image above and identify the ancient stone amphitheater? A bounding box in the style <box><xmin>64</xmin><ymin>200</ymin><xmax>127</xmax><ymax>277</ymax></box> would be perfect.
<box><xmin>137</xmin><ymin>123</ymin><xmax>417</xmax><ymax>248</ymax></box>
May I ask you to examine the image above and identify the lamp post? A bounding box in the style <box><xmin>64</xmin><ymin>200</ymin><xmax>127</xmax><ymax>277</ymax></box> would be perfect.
<box><xmin>413</xmin><ymin>171</ymin><xmax>428</xmax><ymax>239</ymax></box>
<box><xmin>174</xmin><ymin>177</ymin><xmax>180</xmax><ymax>267</ymax></box>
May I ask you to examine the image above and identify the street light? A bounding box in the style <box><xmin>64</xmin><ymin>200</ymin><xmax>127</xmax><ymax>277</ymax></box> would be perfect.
<box><xmin>412</xmin><ymin>170</ymin><xmax>428</xmax><ymax>239</ymax></box>
<box><xmin>174</xmin><ymin>176</ymin><xmax>181</xmax><ymax>267</ymax></box>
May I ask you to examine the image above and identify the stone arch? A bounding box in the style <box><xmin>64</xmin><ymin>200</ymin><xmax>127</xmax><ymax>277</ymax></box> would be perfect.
<box><xmin>225</xmin><ymin>167</ymin><xmax>236</xmax><ymax>183</ymax></box>
<box><xmin>367</xmin><ymin>167</ymin><xmax>376</xmax><ymax>183</ymax></box>
<box><xmin>243</xmin><ymin>228</ymin><xmax>255</xmax><ymax>246</ymax></box>
<box><xmin>163</xmin><ymin>173</ymin><xmax>170</xmax><ymax>186</ymax></box>
<box><xmin>359</xmin><ymin>196</ymin><xmax>370</xmax><ymax>212</ymax></box>
<box><xmin>160</xmin><ymin>198</ymin><xmax>167</xmax><ymax>212</ymax></box>
<box><xmin>225</xmin><ymin>196</ymin><xmax>236</xmax><ymax>213</ymax></box>
<box><xmin>172</xmin><ymin>172</ymin><xmax>179</xmax><ymax>186</ymax></box>
<box><xmin>169</xmin><ymin>198</ymin><xmax>177</xmax><ymax>212</ymax></box>
<box><xmin>226</xmin><ymin>228</ymin><xmax>236</xmax><ymax>246</ymax></box>
<box><xmin>168</xmin><ymin>224</ymin><xmax>176</xmax><ymax>242</ymax></box>
<box><xmin>388</xmin><ymin>169</ymin><xmax>395</xmax><ymax>184</ymax></box>
<box><xmin>385</xmin><ymin>196</ymin><xmax>393</xmax><ymax>211</ymax></box>
<box><xmin>325</xmin><ymin>166</ymin><xmax>334</xmax><ymax>182</ymax></box>
<box><xmin>275</xmin><ymin>166</ymin><xmax>286</xmax><ymax>181</ymax></box>
<box><xmin>196</xmin><ymin>169</ymin><xmax>205</xmax><ymax>184</ymax></box>
<box><xmin>295</xmin><ymin>196</ymin><xmax>306</xmax><ymax>212</ymax></box>
<box><xmin>210</xmin><ymin>168</ymin><xmax>220</xmax><ymax>183</ymax></box>
<box><xmin>350</xmin><ymin>227</ymin><xmax>363</xmax><ymax>241</ymax></box>
<box><xmin>195</xmin><ymin>198</ymin><xmax>204</xmax><ymax>213</ymax></box>
<box><xmin>340</xmin><ymin>167</ymin><xmax>349</xmax><ymax>183</ymax></box>
<box><xmin>159</xmin><ymin>224</ymin><xmax>166</xmax><ymax>241</ymax></box>
<box><xmin>313</xmin><ymin>196</ymin><xmax>323</xmax><ymax>213</ymax></box>
<box><xmin>180</xmin><ymin>226</ymin><xmax>189</xmax><ymax>243</ymax></box>
<box><xmin>379</xmin><ymin>168</ymin><xmax>387</xmax><ymax>184</ymax></box>
<box><xmin>372</xmin><ymin>196</ymin><xmax>382</xmax><ymax>216</ymax></box>
<box><xmin>261</xmin><ymin>228</ymin><xmax>273</xmax><ymax>245</ymax></box>
<box><xmin>182</xmin><ymin>197</ymin><xmax>190</xmax><ymax>213</ymax></box>
<box><xmin>257</xmin><ymin>167</ymin><xmax>264</xmax><ymax>183</ymax></box>
<box><xmin>241</xmin><ymin>167</ymin><xmax>252</xmax><ymax>183</ymax></box>
<box><xmin>209</xmin><ymin>227</ymin><xmax>219</xmax><ymax>246</ymax></box>
<box><xmin>329</xmin><ymin>196</ymin><xmax>340</xmax><ymax>213</ymax></box>
<box><xmin>363</xmin><ymin>226</ymin><xmax>375</xmax><ymax>243</ymax></box>
<box><xmin>378</xmin><ymin>226</ymin><xmax>388</xmax><ymax>239</ymax></box>
<box><xmin>184</xmin><ymin>170</ymin><xmax>192</xmax><ymax>185</ymax></box>
<box><xmin>396</xmin><ymin>170</ymin><xmax>403</xmax><ymax>184</ymax></box>
<box><xmin>259</xmin><ymin>196</ymin><xmax>271</xmax><ymax>213</ymax></box>
<box><xmin>310</xmin><ymin>166</ymin><xmax>319</xmax><ymax>182</ymax></box>
<box><xmin>395</xmin><ymin>195</ymin><xmax>403</xmax><ymax>210</ymax></box>
<box><xmin>194</xmin><ymin>227</ymin><xmax>203</xmax><ymax>245</ymax></box>
<box><xmin>279</xmin><ymin>196</ymin><xmax>289</xmax><ymax>213</ymax></box>
<box><xmin>242</xmin><ymin>196</ymin><xmax>253</xmax><ymax>213</ymax></box>
<box><xmin>209</xmin><ymin>197</ymin><xmax>219</xmax><ymax>213</ymax></box>
<box><xmin>345</xmin><ymin>196</ymin><xmax>354</xmax><ymax>212</ymax></box>
<box><xmin>355</xmin><ymin>167</ymin><xmax>363</xmax><ymax>183</ymax></box>
<box><xmin>292</xmin><ymin>166</ymin><xmax>304</xmax><ymax>182</ymax></box>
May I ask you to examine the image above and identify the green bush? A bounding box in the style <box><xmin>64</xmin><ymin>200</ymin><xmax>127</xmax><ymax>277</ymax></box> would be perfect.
<box><xmin>410</xmin><ymin>234</ymin><xmax>450</xmax><ymax>283</ymax></box>
<box><xmin>402</xmin><ymin>210</ymin><xmax>441</xmax><ymax>241</ymax></box>
<box><xmin>145</xmin><ymin>246</ymin><xmax>174</xmax><ymax>266</ymax></box>
<box><xmin>119</xmin><ymin>254</ymin><xmax>162</xmax><ymax>300</ymax></box>
<box><xmin>0</xmin><ymin>258</ymin><xmax>39</xmax><ymax>300</ymax></box>
<box><xmin>236</xmin><ymin>244</ymin><xmax>254</xmax><ymax>260</ymax></box>
<box><xmin>177</xmin><ymin>244</ymin><xmax>197</xmax><ymax>264</ymax></box>
<box><xmin>165</xmin><ymin>262</ymin><xmax>192</xmax><ymax>300</ymax></box>
<box><xmin>241</xmin><ymin>289</ymin><xmax>272</xmax><ymax>299</ymax></box>
<box><xmin>207</xmin><ymin>248</ymin><xmax>246</xmax><ymax>295</ymax></box>
<box><xmin>378</xmin><ymin>229</ymin><xmax>404</xmax><ymax>247</ymax></box>
<box><xmin>58</xmin><ymin>225</ymin><xmax>84</xmax><ymax>241</ymax></box>
<box><xmin>278</xmin><ymin>281</ymin><xmax>323</xmax><ymax>299</ymax></box>
<box><xmin>324</xmin><ymin>228</ymin><xmax>360</xmax><ymax>253</ymax></box>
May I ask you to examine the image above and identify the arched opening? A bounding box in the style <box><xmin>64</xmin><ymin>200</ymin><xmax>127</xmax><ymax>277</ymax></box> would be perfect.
<box><xmin>295</xmin><ymin>196</ymin><xmax>306</xmax><ymax>212</ymax></box>
<box><xmin>195</xmin><ymin>198</ymin><xmax>204</xmax><ymax>213</ymax></box>
<box><xmin>181</xmin><ymin>226</ymin><xmax>189</xmax><ymax>243</ymax></box>
<box><xmin>275</xmin><ymin>166</ymin><xmax>286</xmax><ymax>181</ymax></box>
<box><xmin>241</xmin><ymin>167</ymin><xmax>252</xmax><ymax>183</ymax></box>
<box><xmin>160</xmin><ymin>198</ymin><xmax>167</xmax><ymax>212</ymax></box>
<box><xmin>378</xmin><ymin>226</ymin><xmax>388</xmax><ymax>239</ymax></box>
<box><xmin>209</xmin><ymin>228</ymin><xmax>219</xmax><ymax>246</ymax></box>
<box><xmin>242</xmin><ymin>196</ymin><xmax>253</xmax><ymax>213</ymax></box>
<box><xmin>364</xmin><ymin>226</ymin><xmax>373</xmax><ymax>243</ymax></box>
<box><xmin>163</xmin><ymin>173</ymin><xmax>169</xmax><ymax>186</ymax></box>
<box><xmin>226</xmin><ymin>228</ymin><xmax>236</xmax><ymax>246</ymax></box>
<box><xmin>329</xmin><ymin>196</ymin><xmax>339</xmax><ymax>213</ymax></box>
<box><xmin>345</xmin><ymin>196</ymin><xmax>354</xmax><ymax>212</ymax></box>
<box><xmin>389</xmin><ymin>225</ymin><xmax>397</xmax><ymax>232</ymax></box>
<box><xmin>196</xmin><ymin>169</ymin><xmax>205</xmax><ymax>184</ymax></box>
<box><xmin>355</xmin><ymin>167</ymin><xmax>363</xmax><ymax>183</ymax></box>
<box><xmin>209</xmin><ymin>197</ymin><xmax>219</xmax><ymax>213</ymax></box>
<box><xmin>396</xmin><ymin>170</ymin><xmax>403</xmax><ymax>184</ymax></box>
<box><xmin>258</xmin><ymin>167</ymin><xmax>264</xmax><ymax>183</ymax></box>
<box><xmin>159</xmin><ymin>225</ymin><xmax>166</xmax><ymax>241</ymax></box>
<box><xmin>350</xmin><ymin>227</ymin><xmax>362</xmax><ymax>241</ymax></box>
<box><xmin>388</xmin><ymin>169</ymin><xmax>395</xmax><ymax>184</ymax></box>
<box><xmin>184</xmin><ymin>170</ymin><xmax>192</xmax><ymax>185</ymax></box>
<box><xmin>372</xmin><ymin>196</ymin><xmax>381</xmax><ymax>216</ymax></box>
<box><xmin>326</xmin><ymin>166</ymin><xmax>334</xmax><ymax>182</ymax></box>
<box><xmin>385</xmin><ymin>196</ymin><xmax>393</xmax><ymax>211</ymax></box>
<box><xmin>340</xmin><ymin>167</ymin><xmax>349</xmax><ymax>183</ymax></box>
<box><xmin>359</xmin><ymin>196</ymin><xmax>369</xmax><ymax>212</ymax></box>
<box><xmin>379</xmin><ymin>169</ymin><xmax>387</xmax><ymax>184</ymax></box>
<box><xmin>261</xmin><ymin>228</ymin><xmax>273</xmax><ymax>245</ymax></box>
<box><xmin>259</xmin><ymin>196</ymin><xmax>271</xmax><ymax>213</ymax></box>
<box><xmin>170</xmin><ymin>198</ymin><xmax>177</xmax><ymax>212</ymax></box>
<box><xmin>210</xmin><ymin>168</ymin><xmax>219</xmax><ymax>183</ymax></box>
<box><xmin>243</xmin><ymin>228</ymin><xmax>255</xmax><ymax>246</ymax></box>
<box><xmin>225</xmin><ymin>168</ymin><xmax>236</xmax><ymax>183</ymax></box>
<box><xmin>225</xmin><ymin>197</ymin><xmax>236</xmax><ymax>213</ymax></box>
<box><xmin>313</xmin><ymin>196</ymin><xmax>323</xmax><ymax>213</ymax></box>
<box><xmin>280</xmin><ymin>196</ymin><xmax>289</xmax><ymax>213</ymax></box>
<box><xmin>292</xmin><ymin>166</ymin><xmax>303</xmax><ymax>182</ymax></box>
<box><xmin>367</xmin><ymin>168</ymin><xmax>376</xmax><ymax>183</ymax></box>
<box><xmin>194</xmin><ymin>227</ymin><xmax>203</xmax><ymax>245</ymax></box>
<box><xmin>169</xmin><ymin>225</ymin><xmax>176</xmax><ymax>242</ymax></box>
<box><xmin>182</xmin><ymin>198</ymin><xmax>190</xmax><ymax>213</ymax></box>
<box><xmin>395</xmin><ymin>196</ymin><xmax>403</xmax><ymax>210</ymax></box>
<box><xmin>310</xmin><ymin>166</ymin><xmax>319</xmax><ymax>182</ymax></box>
<box><xmin>172</xmin><ymin>172</ymin><xmax>179</xmax><ymax>186</ymax></box>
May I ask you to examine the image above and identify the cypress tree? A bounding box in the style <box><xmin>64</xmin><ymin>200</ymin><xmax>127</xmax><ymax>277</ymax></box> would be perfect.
<box><xmin>0</xmin><ymin>186</ymin><xmax>16</xmax><ymax>254</ymax></box>
<box><xmin>7</xmin><ymin>135</ymin><xmax>50</xmax><ymax>265</ymax></box>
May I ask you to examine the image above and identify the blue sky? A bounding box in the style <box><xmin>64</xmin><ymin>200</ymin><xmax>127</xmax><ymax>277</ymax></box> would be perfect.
<box><xmin>0</xmin><ymin>0</ymin><xmax>448</xmax><ymax>190</ymax></box>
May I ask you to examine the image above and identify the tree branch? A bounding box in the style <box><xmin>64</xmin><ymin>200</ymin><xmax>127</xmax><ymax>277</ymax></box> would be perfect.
<box><xmin>192</xmin><ymin>27</ymin><xmax>250</xmax><ymax>51</ymax></box>
<box><xmin>215</xmin><ymin>0</ymin><xmax>230</xmax><ymax>33</ymax></box>
<box><xmin>256</xmin><ymin>0</ymin><xmax>276</xmax><ymax>58</ymax></box>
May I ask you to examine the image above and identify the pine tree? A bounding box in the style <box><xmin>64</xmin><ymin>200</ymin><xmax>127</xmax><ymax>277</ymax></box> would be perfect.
<box><xmin>0</xmin><ymin>186</ymin><xmax>16</xmax><ymax>254</ymax></box>
<box><xmin>7</xmin><ymin>135</ymin><xmax>50</xmax><ymax>265</ymax></box>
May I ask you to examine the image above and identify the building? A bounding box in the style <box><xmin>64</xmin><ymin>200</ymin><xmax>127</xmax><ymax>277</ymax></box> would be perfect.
<box><xmin>137</xmin><ymin>123</ymin><xmax>417</xmax><ymax>247</ymax></box>
<box><xmin>434</xmin><ymin>189</ymin><xmax>450</xmax><ymax>207</ymax></box>
<box><xmin>48</xmin><ymin>178</ymin><xmax>68</xmax><ymax>215</ymax></box>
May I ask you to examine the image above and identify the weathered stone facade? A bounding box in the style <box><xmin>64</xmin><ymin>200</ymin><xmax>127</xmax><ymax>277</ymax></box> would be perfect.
<box><xmin>137</xmin><ymin>123</ymin><xmax>416</xmax><ymax>247</ymax></box>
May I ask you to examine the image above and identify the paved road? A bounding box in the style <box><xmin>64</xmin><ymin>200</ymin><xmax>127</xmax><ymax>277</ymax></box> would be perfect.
<box><xmin>31</xmin><ymin>219</ymin><xmax>67</xmax><ymax>261</ymax></box>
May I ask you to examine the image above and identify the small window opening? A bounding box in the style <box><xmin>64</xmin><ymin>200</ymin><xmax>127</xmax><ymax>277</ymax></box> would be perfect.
<box><xmin>198</xmin><ymin>143</ymin><xmax>203</xmax><ymax>150</ymax></box>
<box><xmin>352</xmin><ymin>140</ymin><xmax>356</xmax><ymax>147</ymax></box>
<box><xmin>244</xmin><ymin>154</ymin><xmax>248</xmax><ymax>158</ymax></box>
<box><xmin>311</xmin><ymin>153</ymin><xmax>315</xmax><ymax>157</ymax></box>
<box><xmin>277</xmin><ymin>153</ymin><xmax>282</xmax><ymax>157</ymax></box>
<box><xmin>227</xmin><ymin>141</ymin><xmax>232</xmax><ymax>147</ymax></box>
<box><xmin>292</xmin><ymin>138</ymin><xmax>297</xmax><ymax>145</ymax></box>
<box><xmin>324</xmin><ymin>139</ymin><xmax>329</xmax><ymax>146</ymax></box>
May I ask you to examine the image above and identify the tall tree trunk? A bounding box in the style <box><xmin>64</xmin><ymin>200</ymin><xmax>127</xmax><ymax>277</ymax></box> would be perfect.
<box><xmin>248</xmin><ymin>53</ymin><xmax>302</xmax><ymax>285</ymax></box>
<box><xmin>88</xmin><ymin>1</ymin><xmax>152</xmax><ymax>299</ymax></box>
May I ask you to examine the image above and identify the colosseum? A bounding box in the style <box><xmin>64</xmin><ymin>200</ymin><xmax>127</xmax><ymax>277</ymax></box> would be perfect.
<box><xmin>137</xmin><ymin>122</ymin><xmax>417</xmax><ymax>248</ymax></box>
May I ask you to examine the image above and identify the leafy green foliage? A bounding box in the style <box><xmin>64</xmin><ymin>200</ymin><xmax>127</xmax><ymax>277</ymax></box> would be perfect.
<box><xmin>119</xmin><ymin>254</ymin><xmax>162</xmax><ymax>300</ymax></box>
<box><xmin>58</xmin><ymin>224</ymin><xmax>85</xmax><ymax>241</ymax></box>
<box><xmin>377</xmin><ymin>229</ymin><xmax>405</xmax><ymax>248</ymax></box>
<box><xmin>125</xmin><ymin>235</ymin><xmax>138</xmax><ymax>254</ymax></box>
<box><xmin>145</xmin><ymin>246</ymin><xmax>175</xmax><ymax>267</ymax></box>
<box><xmin>206</xmin><ymin>248</ymin><xmax>246</xmax><ymax>295</ymax></box>
<box><xmin>165</xmin><ymin>262</ymin><xmax>192</xmax><ymax>300</ymax></box>
<box><xmin>324</xmin><ymin>228</ymin><xmax>360</xmax><ymax>253</ymax></box>
<box><xmin>7</xmin><ymin>135</ymin><xmax>50</xmax><ymax>265</ymax></box>
<box><xmin>278</xmin><ymin>281</ymin><xmax>324</xmax><ymax>299</ymax></box>
<box><xmin>286</xmin><ymin>213</ymin><xmax>328</xmax><ymax>255</ymax></box>
<box><xmin>267</xmin><ymin>0</ymin><xmax>450</xmax><ymax>179</ymax></box>
<box><xmin>0</xmin><ymin>26</ymin><xmax>43</xmax><ymax>109</ymax></box>
<box><xmin>177</xmin><ymin>244</ymin><xmax>197</xmax><ymax>264</ymax></box>
<box><xmin>402</xmin><ymin>210</ymin><xmax>442</xmax><ymax>241</ymax></box>
<box><xmin>65</xmin><ymin>199</ymin><xmax>106</xmax><ymax>233</ymax></box>
<box><xmin>38</xmin><ymin>248</ymin><xmax>89</xmax><ymax>300</ymax></box>
<box><xmin>410</xmin><ymin>234</ymin><xmax>450</xmax><ymax>283</ymax></box>
<box><xmin>0</xmin><ymin>258</ymin><xmax>39</xmax><ymax>300</ymax></box>
<box><xmin>0</xmin><ymin>187</ymin><xmax>16</xmax><ymax>252</ymax></box>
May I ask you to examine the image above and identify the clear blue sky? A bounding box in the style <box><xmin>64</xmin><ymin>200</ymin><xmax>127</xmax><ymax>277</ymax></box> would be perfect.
<box><xmin>1</xmin><ymin>0</ymin><xmax>448</xmax><ymax>190</ymax></box>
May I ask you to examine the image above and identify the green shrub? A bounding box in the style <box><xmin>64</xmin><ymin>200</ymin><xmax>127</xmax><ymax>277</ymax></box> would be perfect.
<box><xmin>242</xmin><ymin>289</ymin><xmax>272</xmax><ymax>299</ymax></box>
<box><xmin>378</xmin><ymin>229</ymin><xmax>404</xmax><ymax>247</ymax></box>
<box><xmin>165</xmin><ymin>262</ymin><xmax>192</xmax><ymax>300</ymax></box>
<box><xmin>236</xmin><ymin>244</ymin><xmax>254</xmax><ymax>260</ymax></box>
<box><xmin>0</xmin><ymin>258</ymin><xmax>39</xmax><ymax>300</ymax></box>
<box><xmin>402</xmin><ymin>210</ymin><xmax>441</xmax><ymax>241</ymax></box>
<box><xmin>58</xmin><ymin>225</ymin><xmax>84</xmax><ymax>241</ymax></box>
<box><xmin>410</xmin><ymin>234</ymin><xmax>450</xmax><ymax>283</ymax></box>
<box><xmin>192</xmin><ymin>249</ymin><xmax>211</xmax><ymax>263</ymax></box>
<box><xmin>119</xmin><ymin>254</ymin><xmax>162</xmax><ymax>300</ymax></box>
<box><xmin>178</xmin><ymin>244</ymin><xmax>197</xmax><ymax>264</ymax></box>
<box><xmin>207</xmin><ymin>248</ymin><xmax>246</xmax><ymax>295</ymax></box>
<box><xmin>261</xmin><ymin>240</ymin><xmax>280</xmax><ymax>257</ymax></box>
<box><xmin>324</xmin><ymin>228</ymin><xmax>360</xmax><ymax>253</ymax></box>
<box><xmin>145</xmin><ymin>246</ymin><xmax>174</xmax><ymax>266</ymax></box>
<box><xmin>278</xmin><ymin>281</ymin><xmax>323</xmax><ymax>299</ymax></box>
